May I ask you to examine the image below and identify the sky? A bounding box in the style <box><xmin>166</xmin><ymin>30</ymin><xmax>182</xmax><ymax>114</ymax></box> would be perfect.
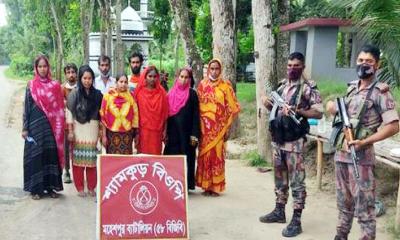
<box><xmin>0</xmin><ymin>4</ymin><xmax>7</xmax><ymax>27</ymax></box>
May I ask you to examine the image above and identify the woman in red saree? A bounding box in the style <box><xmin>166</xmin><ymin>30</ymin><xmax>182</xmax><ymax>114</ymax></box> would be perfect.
<box><xmin>196</xmin><ymin>59</ymin><xmax>240</xmax><ymax>196</ymax></box>
<box><xmin>134</xmin><ymin>66</ymin><xmax>169</xmax><ymax>154</ymax></box>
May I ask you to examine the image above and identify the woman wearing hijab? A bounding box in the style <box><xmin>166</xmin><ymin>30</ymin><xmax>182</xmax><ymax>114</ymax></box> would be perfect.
<box><xmin>67</xmin><ymin>65</ymin><xmax>103</xmax><ymax>197</ymax></box>
<box><xmin>134</xmin><ymin>66</ymin><xmax>169</xmax><ymax>155</ymax></box>
<box><xmin>196</xmin><ymin>59</ymin><xmax>240</xmax><ymax>197</ymax></box>
<box><xmin>164</xmin><ymin>67</ymin><xmax>200</xmax><ymax>190</ymax></box>
<box><xmin>100</xmin><ymin>73</ymin><xmax>139</xmax><ymax>154</ymax></box>
<box><xmin>22</xmin><ymin>55</ymin><xmax>65</xmax><ymax>200</ymax></box>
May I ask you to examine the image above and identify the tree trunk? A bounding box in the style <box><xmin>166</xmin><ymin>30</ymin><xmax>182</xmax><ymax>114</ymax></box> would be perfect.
<box><xmin>252</xmin><ymin>0</ymin><xmax>275</xmax><ymax>163</ymax></box>
<box><xmin>106</xmin><ymin>0</ymin><xmax>112</xmax><ymax>58</ymax></box>
<box><xmin>97</xmin><ymin>0</ymin><xmax>107</xmax><ymax>56</ymax></box>
<box><xmin>209</xmin><ymin>0</ymin><xmax>240</xmax><ymax>138</ymax></box>
<box><xmin>80</xmin><ymin>0</ymin><xmax>95</xmax><ymax>64</ymax></box>
<box><xmin>49</xmin><ymin>1</ymin><xmax>64</xmax><ymax>81</ymax></box>
<box><xmin>169</xmin><ymin>0</ymin><xmax>203</xmax><ymax>86</ymax></box>
<box><xmin>276</xmin><ymin>0</ymin><xmax>289</xmax><ymax>84</ymax></box>
<box><xmin>115</xmin><ymin>0</ymin><xmax>124</xmax><ymax>74</ymax></box>
<box><xmin>174</xmin><ymin>30</ymin><xmax>180</xmax><ymax>70</ymax></box>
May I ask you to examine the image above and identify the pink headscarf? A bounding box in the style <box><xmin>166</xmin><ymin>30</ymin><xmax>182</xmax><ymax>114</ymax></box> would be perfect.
<box><xmin>168</xmin><ymin>68</ymin><xmax>192</xmax><ymax>116</ymax></box>
<box><xmin>29</xmin><ymin>55</ymin><xmax>65</xmax><ymax>168</ymax></box>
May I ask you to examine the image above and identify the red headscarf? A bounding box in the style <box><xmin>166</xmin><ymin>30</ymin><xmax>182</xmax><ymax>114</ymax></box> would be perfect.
<box><xmin>29</xmin><ymin>55</ymin><xmax>65</xmax><ymax>168</ymax></box>
<box><xmin>167</xmin><ymin>67</ymin><xmax>192</xmax><ymax>116</ymax></box>
<box><xmin>134</xmin><ymin>66</ymin><xmax>168</xmax><ymax>131</ymax></box>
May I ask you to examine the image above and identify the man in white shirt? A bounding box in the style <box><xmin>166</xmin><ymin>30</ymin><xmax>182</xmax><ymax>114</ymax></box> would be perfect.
<box><xmin>94</xmin><ymin>55</ymin><xmax>115</xmax><ymax>94</ymax></box>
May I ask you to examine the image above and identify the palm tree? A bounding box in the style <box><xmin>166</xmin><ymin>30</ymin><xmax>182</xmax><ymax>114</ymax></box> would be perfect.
<box><xmin>331</xmin><ymin>0</ymin><xmax>400</xmax><ymax>85</ymax></box>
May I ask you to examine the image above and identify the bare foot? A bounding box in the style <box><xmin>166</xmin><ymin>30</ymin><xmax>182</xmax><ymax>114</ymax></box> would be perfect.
<box><xmin>31</xmin><ymin>194</ymin><xmax>41</xmax><ymax>200</ymax></box>
<box><xmin>88</xmin><ymin>190</ymin><xmax>96</xmax><ymax>197</ymax></box>
<box><xmin>209</xmin><ymin>191</ymin><xmax>220</xmax><ymax>197</ymax></box>
<box><xmin>78</xmin><ymin>191</ymin><xmax>86</xmax><ymax>197</ymax></box>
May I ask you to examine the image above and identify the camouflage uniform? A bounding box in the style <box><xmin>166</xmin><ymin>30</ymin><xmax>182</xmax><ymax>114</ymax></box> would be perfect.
<box><xmin>273</xmin><ymin>79</ymin><xmax>323</xmax><ymax>209</ymax></box>
<box><xmin>334</xmin><ymin>80</ymin><xmax>399</xmax><ymax>240</ymax></box>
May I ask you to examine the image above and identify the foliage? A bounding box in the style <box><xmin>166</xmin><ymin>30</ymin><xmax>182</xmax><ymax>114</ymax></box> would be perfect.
<box><xmin>193</xmin><ymin>0</ymin><xmax>212</xmax><ymax>62</ymax></box>
<box><xmin>243</xmin><ymin>150</ymin><xmax>270</xmax><ymax>167</ymax></box>
<box><xmin>330</xmin><ymin>0</ymin><xmax>400</xmax><ymax>86</ymax></box>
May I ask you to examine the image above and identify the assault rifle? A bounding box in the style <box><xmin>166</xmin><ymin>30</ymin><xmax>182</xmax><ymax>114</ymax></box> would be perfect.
<box><xmin>270</xmin><ymin>91</ymin><xmax>303</xmax><ymax>125</ymax></box>
<box><xmin>336</xmin><ymin>97</ymin><xmax>359</xmax><ymax>178</ymax></box>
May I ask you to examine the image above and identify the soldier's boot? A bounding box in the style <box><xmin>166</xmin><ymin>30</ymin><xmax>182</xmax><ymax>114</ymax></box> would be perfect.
<box><xmin>259</xmin><ymin>203</ymin><xmax>286</xmax><ymax>223</ymax></box>
<box><xmin>282</xmin><ymin>209</ymin><xmax>302</xmax><ymax>237</ymax></box>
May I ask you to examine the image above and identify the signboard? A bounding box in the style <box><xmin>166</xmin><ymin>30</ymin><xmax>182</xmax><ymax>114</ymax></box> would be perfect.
<box><xmin>97</xmin><ymin>154</ymin><xmax>189</xmax><ymax>240</ymax></box>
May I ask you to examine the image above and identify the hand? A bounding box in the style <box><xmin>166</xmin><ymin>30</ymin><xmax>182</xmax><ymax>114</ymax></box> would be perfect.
<box><xmin>282</xmin><ymin>105</ymin><xmax>294</xmax><ymax>117</ymax></box>
<box><xmin>67</xmin><ymin>132</ymin><xmax>74</xmax><ymax>142</ymax></box>
<box><xmin>326</xmin><ymin>100</ymin><xmax>337</xmax><ymax>116</ymax></box>
<box><xmin>261</xmin><ymin>96</ymin><xmax>273</xmax><ymax>108</ymax></box>
<box><xmin>21</xmin><ymin>130</ymin><xmax>28</xmax><ymax>139</ymax></box>
<box><xmin>295</xmin><ymin>108</ymin><xmax>305</xmax><ymax>117</ymax></box>
<box><xmin>190</xmin><ymin>136</ymin><xmax>198</xmax><ymax>146</ymax></box>
<box><xmin>102</xmin><ymin>135</ymin><xmax>107</xmax><ymax>147</ymax></box>
<box><xmin>348</xmin><ymin>139</ymin><xmax>367</xmax><ymax>151</ymax></box>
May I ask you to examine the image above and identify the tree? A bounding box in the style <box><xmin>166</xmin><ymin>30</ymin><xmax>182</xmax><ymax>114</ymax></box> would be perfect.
<box><xmin>252</xmin><ymin>0</ymin><xmax>275</xmax><ymax>162</ymax></box>
<box><xmin>209</xmin><ymin>0</ymin><xmax>237</xmax><ymax>89</ymax></box>
<box><xmin>80</xmin><ymin>0</ymin><xmax>95</xmax><ymax>64</ymax></box>
<box><xmin>169</xmin><ymin>0</ymin><xmax>203</xmax><ymax>85</ymax></box>
<box><xmin>49</xmin><ymin>0</ymin><xmax>65</xmax><ymax>81</ymax></box>
<box><xmin>151</xmin><ymin>0</ymin><xmax>172</xmax><ymax>70</ymax></box>
<box><xmin>276</xmin><ymin>0</ymin><xmax>289</xmax><ymax>83</ymax></box>
<box><xmin>115</xmin><ymin>0</ymin><xmax>124</xmax><ymax>74</ymax></box>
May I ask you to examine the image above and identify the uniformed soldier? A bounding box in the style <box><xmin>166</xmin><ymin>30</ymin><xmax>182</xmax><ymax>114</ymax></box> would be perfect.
<box><xmin>326</xmin><ymin>45</ymin><xmax>399</xmax><ymax>240</ymax></box>
<box><xmin>260</xmin><ymin>52</ymin><xmax>323</xmax><ymax>237</ymax></box>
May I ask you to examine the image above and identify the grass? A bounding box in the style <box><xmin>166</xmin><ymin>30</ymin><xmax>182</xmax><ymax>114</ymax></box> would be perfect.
<box><xmin>242</xmin><ymin>150</ymin><xmax>270</xmax><ymax>167</ymax></box>
<box><xmin>236</xmin><ymin>82</ymin><xmax>256</xmax><ymax>103</ymax></box>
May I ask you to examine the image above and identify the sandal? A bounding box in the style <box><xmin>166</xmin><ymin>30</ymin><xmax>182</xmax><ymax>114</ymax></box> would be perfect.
<box><xmin>49</xmin><ymin>190</ymin><xmax>59</xmax><ymax>199</ymax></box>
<box><xmin>31</xmin><ymin>194</ymin><xmax>41</xmax><ymax>200</ymax></box>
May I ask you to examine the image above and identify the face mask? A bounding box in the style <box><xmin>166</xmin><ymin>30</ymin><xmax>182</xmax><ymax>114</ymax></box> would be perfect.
<box><xmin>356</xmin><ymin>64</ymin><xmax>375</xmax><ymax>79</ymax></box>
<box><xmin>287</xmin><ymin>68</ymin><xmax>303</xmax><ymax>80</ymax></box>
<box><xmin>131</xmin><ymin>66</ymin><xmax>141</xmax><ymax>75</ymax></box>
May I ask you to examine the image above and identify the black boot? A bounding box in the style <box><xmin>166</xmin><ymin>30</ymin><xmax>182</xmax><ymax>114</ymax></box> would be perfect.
<box><xmin>282</xmin><ymin>209</ymin><xmax>303</xmax><ymax>237</ymax></box>
<box><xmin>259</xmin><ymin>203</ymin><xmax>286</xmax><ymax>223</ymax></box>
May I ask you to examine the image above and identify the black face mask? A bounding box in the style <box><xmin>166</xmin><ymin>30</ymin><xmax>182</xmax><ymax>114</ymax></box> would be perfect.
<box><xmin>356</xmin><ymin>64</ymin><xmax>375</xmax><ymax>79</ymax></box>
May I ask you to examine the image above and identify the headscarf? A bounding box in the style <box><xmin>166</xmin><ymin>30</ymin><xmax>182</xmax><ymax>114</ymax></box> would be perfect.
<box><xmin>100</xmin><ymin>88</ymin><xmax>138</xmax><ymax>132</ymax></box>
<box><xmin>67</xmin><ymin>65</ymin><xmax>103</xmax><ymax>124</ymax></box>
<box><xmin>167</xmin><ymin>67</ymin><xmax>192</xmax><ymax>116</ymax></box>
<box><xmin>134</xmin><ymin>66</ymin><xmax>169</xmax><ymax>131</ymax></box>
<box><xmin>29</xmin><ymin>55</ymin><xmax>65</xmax><ymax>168</ymax></box>
<box><xmin>206</xmin><ymin>58</ymin><xmax>223</xmax><ymax>82</ymax></box>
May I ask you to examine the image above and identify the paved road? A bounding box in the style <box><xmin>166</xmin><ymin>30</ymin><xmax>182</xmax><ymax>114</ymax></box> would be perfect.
<box><xmin>0</xmin><ymin>66</ymin><xmax>393</xmax><ymax>240</ymax></box>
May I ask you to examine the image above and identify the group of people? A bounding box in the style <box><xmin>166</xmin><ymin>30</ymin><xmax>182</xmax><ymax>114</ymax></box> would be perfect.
<box><xmin>22</xmin><ymin>53</ymin><xmax>240</xmax><ymax>200</ymax></box>
<box><xmin>21</xmin><ymin>44</ymin><xmax>398</xmax><ymax>240</ymax></box>
<box><xmin>260</xmin><ymin>45</ymin><xmax>399</xmax><ymax>240</ymax></box>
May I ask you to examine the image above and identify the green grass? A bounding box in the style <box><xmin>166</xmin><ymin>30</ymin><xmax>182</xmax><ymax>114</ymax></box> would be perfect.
<box><xmin>4</xmin><ymin>67</ymin><xmax>32</xmax><ymax>82</ymax></box>
<box><xmin>236</xmin><ymin>82</ymin><xmax>256</xmax><ymax>103</ymax></box>
<box><xmin>243</xmin><ymin>150</ymin><xmax>271</xmax><ymax>167</ymax></box>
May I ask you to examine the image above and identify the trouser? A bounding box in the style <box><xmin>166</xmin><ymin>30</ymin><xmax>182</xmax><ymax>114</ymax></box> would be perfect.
<box><xmin>64</xmin><ymin>135</ymin><xmax>70</xmax><ymax>173</ymax></box>
<box><xmin>72</xmin><ymin>165</ymin><xmax>97</xmax><ymax>192</ymax></box>
<box><xmin>335</xmin><ymin>162</ymin><xmax>376</xmax><ymax>240</ymax></box>
<box><xmin>273</xmin><ymin>147</ymin><xmax>306</xmax><ymax>209</ymax></box>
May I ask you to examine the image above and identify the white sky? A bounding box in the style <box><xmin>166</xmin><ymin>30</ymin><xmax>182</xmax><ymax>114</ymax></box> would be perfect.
<box><xmin>0</xmin><ymin>4</ymin><xmax>7</xmax><ymax>27</ymax></box>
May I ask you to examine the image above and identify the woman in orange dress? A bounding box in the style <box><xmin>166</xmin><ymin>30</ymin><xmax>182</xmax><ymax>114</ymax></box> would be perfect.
<box><xmin>196</xmin><ymin>58</ymin><xmax>240</xmax><ymax>196</ymax></box>
<box><xmin>134</xmin><ymin>66</ymin><xmax>169</xmax><ymax>155</ymax></box>
<box><xmin>100</xmin><ymin>73</ymin><xmax>139</xmax><ymax>154</ymax></box>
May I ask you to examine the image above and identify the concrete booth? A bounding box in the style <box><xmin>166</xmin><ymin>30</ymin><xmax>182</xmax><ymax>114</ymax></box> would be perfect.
<box><xmin>280</xmin><ymin>18</ymin><xmax>366</xmax><ymax>82</ymax></box>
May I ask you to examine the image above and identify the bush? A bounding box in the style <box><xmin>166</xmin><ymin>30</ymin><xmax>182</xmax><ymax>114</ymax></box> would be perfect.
<box><xmin>9</xmin><ymin>53</ymin><xmax>33</xmax><ymax>77</ymax></box>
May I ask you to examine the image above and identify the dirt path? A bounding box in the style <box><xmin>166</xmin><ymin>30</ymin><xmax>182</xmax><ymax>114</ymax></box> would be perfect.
<box><xmin>0</xmin><ymin>66</ymin><xmax>393</xmax><ymax>240</ymax></box>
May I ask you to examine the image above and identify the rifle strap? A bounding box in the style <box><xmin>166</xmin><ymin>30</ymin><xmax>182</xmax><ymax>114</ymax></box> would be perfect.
<box><xmin>350</xmin><ymin>79</ymin><xmax>378</xmax><ymax>131</ymax></box>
